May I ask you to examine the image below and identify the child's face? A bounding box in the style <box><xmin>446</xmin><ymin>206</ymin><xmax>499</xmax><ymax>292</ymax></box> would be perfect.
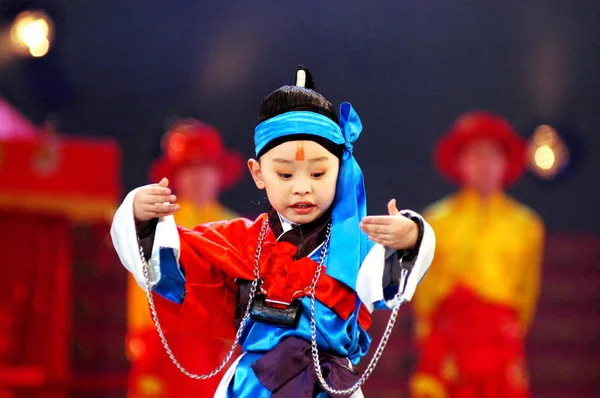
<box><xmin>248</xmin><ymin>140</ymin><xmax>339</xmax><ymax>224</ymax></box>
<box><xmin>457</xmin><ymin>138</ymin><xmax>507</xmax><ymax>194</ymax></box>
<box><xmin>173</xmin><ymin>164</ymin><xmax>220</xmax><ymax>205</ymax></box>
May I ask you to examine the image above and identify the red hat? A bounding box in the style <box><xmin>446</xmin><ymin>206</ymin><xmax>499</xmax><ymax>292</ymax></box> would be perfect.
<box><xmin>434</xmin><ymin>111</ymin><xmax>527</xmax><ymax>186</ymax></box>
<box><xmin>149</xmin><ymin>119</ymin><xmax>244</xmax><ymax>190</ymax></box>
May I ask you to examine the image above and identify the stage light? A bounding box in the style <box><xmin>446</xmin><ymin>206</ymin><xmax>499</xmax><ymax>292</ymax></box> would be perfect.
<box><xmin>10</xmin><ymin>10</ymin><xmax>54</xmax><ymax>58</ymax></box>
<box><xmin>528</xmin><ymin>124</ymin><xmax>569</xmax><ymax>179</ymax></box>
<box><xmin>534</xmin><ymin>145</ymin><xmax>555</xmax><ymax>170</ymax></box>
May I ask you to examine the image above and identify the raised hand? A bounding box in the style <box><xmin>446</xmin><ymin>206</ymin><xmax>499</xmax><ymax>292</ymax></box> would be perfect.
<box><xmin>133</xmin><ymin>177</ymin><xmax>179</xmax><ymax>222</ymax></box>
<box><xmin>359</xmin><ymin>199</ymin><xmax>418</xmax><ymax>250</ymax></box>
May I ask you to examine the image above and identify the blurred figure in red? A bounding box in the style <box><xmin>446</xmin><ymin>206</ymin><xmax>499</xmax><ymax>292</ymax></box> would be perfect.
<box><xmin>126</xmin><ymin>119</ymin><xmax>243</xmax><ymax>397</ymax></box>
<box><xmin>410</xmin><ymin>112</ymin><xmax>545</xmax><ymax>398</ymax></box>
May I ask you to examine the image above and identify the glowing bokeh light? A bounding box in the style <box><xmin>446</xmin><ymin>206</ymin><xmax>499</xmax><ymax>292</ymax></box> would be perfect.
<box><xmin>534</xmin><ymin>145</ymin><xmax>555</xmax><ymax>170</ymax></box>
<box><xmin>10</xmin><ymin>11</ymin><xmax>54</xmax><ymax>58</ymax></box>
<box><xmin>528</xmin><ymin>124</ymin><xmax>569</xmax><ymax>179</ymax></box>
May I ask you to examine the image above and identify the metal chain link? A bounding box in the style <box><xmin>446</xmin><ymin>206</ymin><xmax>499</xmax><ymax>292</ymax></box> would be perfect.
<box><xmin>139</xmin><ymin>218</ymin><xmax>269</xmax><ymax>379</ymax></box>
<box><xmin>308</xmin><ymin>223</ymin><xmax>408</xmax><ymax>396</ymax></box>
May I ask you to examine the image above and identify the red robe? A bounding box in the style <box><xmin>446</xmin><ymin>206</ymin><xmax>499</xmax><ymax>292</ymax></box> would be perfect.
<box><xmin>151</xmin><ymin>214</ymin><xmax>371</xmax><ymax>339</ymax></box>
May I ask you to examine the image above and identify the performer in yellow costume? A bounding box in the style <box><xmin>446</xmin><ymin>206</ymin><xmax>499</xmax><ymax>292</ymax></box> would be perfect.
<box><xmin>126</xmin><ymin>119</ymin><xmax>243</xmax><ymax>397</ymax></box>
<box><xmin>410</xmin><ymin>112</ymin><xmax>545</xmax><ymax>398</ymax></box>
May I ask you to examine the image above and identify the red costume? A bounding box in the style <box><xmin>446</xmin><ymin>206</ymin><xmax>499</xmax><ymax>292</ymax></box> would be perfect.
<box><xmin>151</xmin><ymin>213</ymin><xmax>373</xmax><ymax>338</ymax></box>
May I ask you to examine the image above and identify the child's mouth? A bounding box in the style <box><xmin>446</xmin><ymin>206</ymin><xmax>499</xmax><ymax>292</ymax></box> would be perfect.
<box><xmin>290</xmin><ymin>202</ymin><xmax>315</xmax><ymax>214</ymax></box>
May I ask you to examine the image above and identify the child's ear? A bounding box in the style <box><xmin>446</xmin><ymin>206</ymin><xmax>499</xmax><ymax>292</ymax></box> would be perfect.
<box><xmin>247</xmin><ymin>158</ymin><xmax>265</xmax><ymax>189</ymax></box>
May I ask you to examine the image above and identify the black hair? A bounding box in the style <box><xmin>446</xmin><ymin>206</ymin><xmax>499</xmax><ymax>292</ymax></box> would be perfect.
<box><xmin>256</xmin><ymin>66</ymin><xmax>343</xmax><ymax>159</ymax></box>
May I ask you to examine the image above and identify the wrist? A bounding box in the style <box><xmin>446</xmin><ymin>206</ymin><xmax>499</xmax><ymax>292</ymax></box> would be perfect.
<box><xmin>408</xmin><ymin>221</ymin><xmax>419</xmax><ymax>248</ymax></box>
<box><xmin>399</xmin><ymin>212</ymin><xmax>424</xmax><ymax>262</ymax></box>
<box><xmin>136</xmin><ymin>218</ymin><xmax>158</xmax><ymax>238</ymax></box>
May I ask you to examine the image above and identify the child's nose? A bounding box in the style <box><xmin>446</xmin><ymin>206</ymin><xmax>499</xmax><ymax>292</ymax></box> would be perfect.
<box><xmin>292</xmin><ymin>178</ymin><xmax>311</xmax><ymax>195</ymax></box>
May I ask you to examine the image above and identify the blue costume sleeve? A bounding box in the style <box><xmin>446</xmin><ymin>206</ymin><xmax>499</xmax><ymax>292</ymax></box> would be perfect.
<box><xmin>137</xmin><ymin>219</ymin><xmax>186</xmax><ymax>304</ymax></box>
<box><xmin>153</xmin><ymin>247</ymin><xmax>186</xmax><ymax>304</ymax></box>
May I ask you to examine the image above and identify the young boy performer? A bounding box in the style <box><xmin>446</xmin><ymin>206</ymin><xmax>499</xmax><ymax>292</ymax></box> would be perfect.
<box><xmin>112</xmin><ymin>66</ymin><xmax>435</xmax><ymax>397</ymax></box>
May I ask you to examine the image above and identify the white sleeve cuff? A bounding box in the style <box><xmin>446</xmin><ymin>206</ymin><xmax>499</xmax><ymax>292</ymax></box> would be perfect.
<box><xmin>149</xmin><ymin>213</ymin><xmax>181</xmax><ymax>278</ymax></box>
<box><xmin>110</xmin><ymin>185</ymin><xmax>181</xmax><ymax>290</ymax></box>
<box><xmin>356</xmin><ymin>211</ymin><xmax>435</xmax><ymax>312</ymax></box>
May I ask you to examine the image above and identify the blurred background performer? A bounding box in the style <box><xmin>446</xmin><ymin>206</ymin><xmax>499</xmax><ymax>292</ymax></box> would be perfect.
<box><xmin>410</xmin><ymin>112</ymin><xmax>545</xmax><ymax>398</ymax></box>
<box><xmin>125</xmin><ymin>119</ymin><xmax>243</xmax><ymax>398</ymax></box>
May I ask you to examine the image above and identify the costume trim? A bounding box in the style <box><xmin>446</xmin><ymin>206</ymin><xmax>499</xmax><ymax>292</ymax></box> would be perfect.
<box><xmin>110</xmin><ymin>184</ymin><xmax>181</xmax><ymax>290</ymax></box>
<box><xmin>356</xmin><ymin>211</ymin><xmax>435</xmax><ymax>312</ymax></box>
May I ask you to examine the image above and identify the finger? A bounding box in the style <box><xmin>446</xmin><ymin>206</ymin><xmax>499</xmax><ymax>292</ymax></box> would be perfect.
<box><xmin>360</xmin><ymin>223</ymin><xmax>392</xmax><ymax>235</ymax></box>
<box><xmin>361</xmin><ymin>216</ymin><xmax>394</xmax><ymax>225</ymax></box>
<box><xmin>367</xmin><ymin>230</ymin><xmax>395</xmax><ymax>238</ymax></box>
<box><xmin>368</xmin><ymin>236</ymin><xmax>392</xmax><ymax>246</ymax></box>
<box><xmin>144</xmin><ymin>203</ymin><xmax>179</xmax><ymax>214</ymax></box>
<box><xmin>157</xmin><ymin>177</ymin><xmax>170</xmax><ymax>188</ymax></box>
<box><xmin>148</xmin><ymin>186</ymin><xmax>172</xmax><ymax>196</ymax></box>
<box><xmin>364</xmin><ymin>231</ymin><xmax>395</xmax><ymax>242</ymax></box>
<box><xmin>144</xmin><ymin>194</ymin><xmax>177</xmax><ymax>204</ymax></box>
<box><xmin>387</xmin><ymin>199</ymin><xmax>400</xmax><ymax>216</ymax></box>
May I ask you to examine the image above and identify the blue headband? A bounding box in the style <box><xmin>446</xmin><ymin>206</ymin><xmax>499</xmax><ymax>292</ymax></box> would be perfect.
<box><xmin>254</xmin><ymin>103</ymin><xmax>374</xmax><ymax>290</ymax></box>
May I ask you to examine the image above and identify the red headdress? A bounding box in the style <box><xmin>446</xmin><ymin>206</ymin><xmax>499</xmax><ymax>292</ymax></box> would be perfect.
<box><xmin>434</xmin><ymin>111</ymin><xmax>527</xmax><ymax>186</ymax></box>
<box><xmin>149</xmin><ymin>119</ymin><xmax>244</xmax><ymax>190</ymax></box>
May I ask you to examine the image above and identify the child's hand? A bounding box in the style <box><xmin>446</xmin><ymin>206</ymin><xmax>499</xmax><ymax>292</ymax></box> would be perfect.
<box><xmin>133</xmin><ymin>178</ymin><xmax>179</xmax><ymax>222</ymax></box>
<box><xmin>359</xmin><ymin>199</ymin><xmax>418</xmax><ymax>250</ymax></box>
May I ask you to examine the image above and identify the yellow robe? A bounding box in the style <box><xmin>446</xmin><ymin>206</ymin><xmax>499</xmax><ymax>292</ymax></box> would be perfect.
<box><xmin>410</xmin><ymin>189</ymin><xmax>544</xmax><ymax>397</ymax></box>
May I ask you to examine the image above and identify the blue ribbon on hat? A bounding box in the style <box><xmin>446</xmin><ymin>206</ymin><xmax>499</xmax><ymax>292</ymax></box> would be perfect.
<box><xmin>254</xmin><ymin>103</ymin><xmax>374</xmax><ymax>290</ymax></box>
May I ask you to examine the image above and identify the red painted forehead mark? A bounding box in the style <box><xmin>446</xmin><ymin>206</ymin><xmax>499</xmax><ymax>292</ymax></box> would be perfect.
<box><xmin>295</xmin><ymin>141</ymin><xmax>305</xmax><ymax>161</ymax></box>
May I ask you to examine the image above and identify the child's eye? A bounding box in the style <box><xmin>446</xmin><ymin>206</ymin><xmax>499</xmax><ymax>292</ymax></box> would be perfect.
<box><xmin>312</xmin><ymin>172</ymin><xmax>326</xmax><ymax>178</ymax></box>
<box><xmin>277</xmin><ymin>173</ymin><xmax>293</xmax><ymax>179</ymax></box>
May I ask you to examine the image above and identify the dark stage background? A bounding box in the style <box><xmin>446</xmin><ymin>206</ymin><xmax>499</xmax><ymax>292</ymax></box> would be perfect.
<box><xmin>1</xmin><ymin>1</ymin><xmax>598</xmax><ymax>397</ymax></box>
<box><xmin>1</xmin><ymin>1</ymin><xmax>599</xmax><ymax>228</ymax></box>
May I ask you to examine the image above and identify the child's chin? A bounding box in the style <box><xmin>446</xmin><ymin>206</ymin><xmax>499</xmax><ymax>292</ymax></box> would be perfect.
<box><xmin>284</xmin><ymin>211</ymin><xmax>319</xmax><ymax>225</ymax></box>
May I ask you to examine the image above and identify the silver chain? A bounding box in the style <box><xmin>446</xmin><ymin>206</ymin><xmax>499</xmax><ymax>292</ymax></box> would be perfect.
<box><xmin>140</xmin><ymin>217</ymin><xmax>406</xmax><ymax>393</ymax></box>
<box><xmin>308</xmin><ymin>223</ymin><xmax>408</xmax><ymax>395</ymax></box>
<box><xmin>139</xmin><ymin>218</ymin><xmax>269</xmax><ymax>379</ymax></box>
